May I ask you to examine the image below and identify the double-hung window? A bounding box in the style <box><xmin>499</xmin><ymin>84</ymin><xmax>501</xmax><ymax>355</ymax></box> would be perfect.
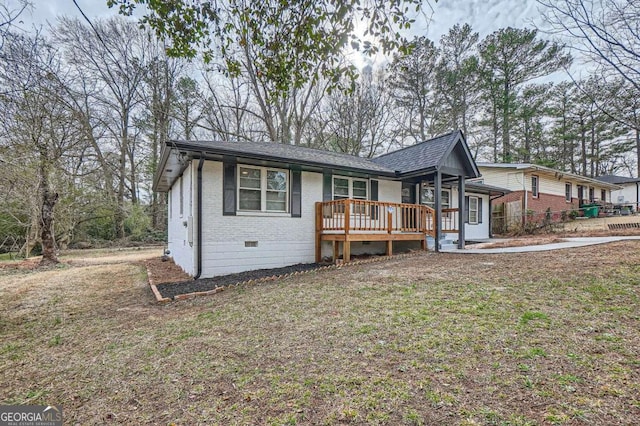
<box><xmin>531</xmin><ymin>175</ymin><xmax>539</xmax><ymax>198</ymax></box>
<box><xmin>420</xmin><ymin>183</ymin><xmax>450</xmax><ymax>209</ymax></box>
<box><xmin>333</xmin><ymin>176</ymin><xmax>368</xmax><ymax>213</ymax></box>
<box><xmin>238</xmin><ymin>166</ymin><xmax>288</xmax><ymax>212</ymax></box>
<box><xmin>565</xmin><ymin>183</ymin><xmax>572</xmax><ymax>202</ymax></box>
<box><xmin>468</xmin><ymin>196</ymin><xmax>479</xmax><ymax>224</ymax></box>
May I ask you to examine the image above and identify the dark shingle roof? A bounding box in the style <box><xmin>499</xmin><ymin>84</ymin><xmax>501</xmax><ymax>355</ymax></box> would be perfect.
<box><xmin>155</xmin><ymin>131</ymin><xmax>481</xmax><ymax>191</ymax></box>
<box><xmin>465</xmin><ymin>182</ymin><xmax>511</xmax><ymax>196</ymax></box>
<box><xmin>170</xmin><ymin>139</ymin><xmax>395</xmax><ymax>175</ymax></box>
<box><xmin>371</xmin><ymin>131</ymin><xmax>461</xmax><ymax>173</ymax></box>
<box><xmin>596</xmin><ymin>174</ymin><xmax>640</xmax><ymax>184</ymax></box>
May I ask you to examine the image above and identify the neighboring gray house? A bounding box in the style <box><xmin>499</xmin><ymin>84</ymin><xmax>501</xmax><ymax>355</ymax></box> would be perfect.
<box><xmin>596</xmin><ymin>175</ymin><xmax>640</xmax><ymax>213</ymax></box>
<box><xmin>154</xmin><ymin>131</ymin><xmax>508</xmax><ymax>278</ymax></box>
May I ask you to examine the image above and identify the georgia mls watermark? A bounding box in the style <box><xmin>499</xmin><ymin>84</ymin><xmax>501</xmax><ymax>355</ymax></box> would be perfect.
<box><xmin>0</xmin><ymin>405</ymin><xmax>62</xmax><ymax>426</ymax></box>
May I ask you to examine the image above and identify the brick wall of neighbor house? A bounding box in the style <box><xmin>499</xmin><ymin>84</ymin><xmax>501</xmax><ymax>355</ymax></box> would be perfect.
<box><xmin>167</xmin><ymin>162</ymin><xmax>196</xmax><ymax>275</ymax></box>
<box><xmin>492</xmin><ymin>190</ymin><xmax>579</xmax><ymax>223</ymax></box>
<box><xmin>199</xmin><ymin>161</ymin><xmax>321</xmax><ymax>277</ymax></box>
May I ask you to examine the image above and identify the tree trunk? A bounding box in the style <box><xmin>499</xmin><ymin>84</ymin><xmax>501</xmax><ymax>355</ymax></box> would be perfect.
<box><xmin>502</xmin><ymin>81</ymin><xmax>511</xmax><ymax>162</ymax></box>
<box><xmin>39</xmin><ymin>188</ymin><xmax>59</xmax><ymax>266</ymax></box>
<box><xmin>580</xmin><ymin>116</ymin><xmax>587</xmax><ymax>176</ymax></box>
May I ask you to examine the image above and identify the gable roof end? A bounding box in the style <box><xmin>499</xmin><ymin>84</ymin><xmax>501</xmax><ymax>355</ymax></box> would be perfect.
<box><xmin>372</xmin><ymin>130</ymin><xmax>480</xmax><ymax>179</ymax></box>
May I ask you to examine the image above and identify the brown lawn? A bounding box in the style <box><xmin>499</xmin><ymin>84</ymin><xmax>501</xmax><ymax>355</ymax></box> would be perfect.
<box><xmin>1</xmin><ymin>243</ymin><xmax>639</xmax><ymax>425</ymax></box>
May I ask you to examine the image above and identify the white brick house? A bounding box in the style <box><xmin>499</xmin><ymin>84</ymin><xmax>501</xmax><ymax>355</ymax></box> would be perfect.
<box><xmin>155</xmin><ymin>132</ymin><xmax>508</xmax><ymax>278</ymax></box>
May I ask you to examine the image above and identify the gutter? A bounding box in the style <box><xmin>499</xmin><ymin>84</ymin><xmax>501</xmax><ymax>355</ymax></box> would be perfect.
<box><xmin>169</xmin><ymin>140</ymin><xmax>397</xmax><ymax>179</ymax></box>
<box><xmin>194</xmin><ymin>157</ymin><xmax>205</xmax><ymax>279</ymax></box>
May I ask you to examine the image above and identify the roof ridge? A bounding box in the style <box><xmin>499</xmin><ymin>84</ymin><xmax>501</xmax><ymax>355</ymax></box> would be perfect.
<box><xmin>374</xmin><ymin>130</ymin><xmax>460</xmax><ymax>159</ymax></box>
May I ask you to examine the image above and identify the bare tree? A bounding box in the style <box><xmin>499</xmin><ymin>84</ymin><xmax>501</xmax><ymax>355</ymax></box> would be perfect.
<box><xmin>0</xmin><ymin>31</ymin><xmax>82</xmax><ymax>264</ymax></box>
<box><xmin>320</xmin><ymin>67</ymin><xmax>393</xmax><ymax>157</ymax></box>
<box><xmin>55</xmin><ymin>17</ymin><xmax>151</xmax><ymax>238</ymax></box>
<box><xmin>538</xmin><ymin>0</ymin><xmax>640</xmax><ymax>92</ymax></box>
<box><xmin>0</xmin><ymin>0</ymin><xmax>30</xmax><ymax>48</ymax></box>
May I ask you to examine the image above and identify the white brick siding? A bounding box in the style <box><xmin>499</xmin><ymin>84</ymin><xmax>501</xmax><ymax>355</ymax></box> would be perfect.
<box><xmin>200</xmin><ymin>162</ymin><xmax>321</xmax><ymax>277</ymax></box>
<box><xmin>167</xmin><ymin>163</ymin><xmax>195</xmax><ymax>275</ymax></box>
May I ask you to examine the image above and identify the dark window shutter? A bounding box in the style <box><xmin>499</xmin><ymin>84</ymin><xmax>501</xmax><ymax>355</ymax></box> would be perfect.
<box><xmin>223</xmin><ymin>163</ymin><xmax>236</xmax><ymax>216</ymax></box>
<box><xmin>323</xmin><ymin>172</ymin><xmax>332</xmax><ymax>201</ymax></box>
<box><xmin>290</xmin><ymin>170</ymin><xmax>302</xmax><ymax>218</ymax></box>
<box><xmin>478</xmin><ymin>197</ymin><xmax>483</xmax><ymax>223</ymax></box>
<box><xmin>370</xmin><ymin>179</ymin><xmax>379</xmax><ymax>219</ymax></box>
<box><xmin>464</xmin><ymin>195</ymin><xmax>470</xmax><ymax>223</ymax></box>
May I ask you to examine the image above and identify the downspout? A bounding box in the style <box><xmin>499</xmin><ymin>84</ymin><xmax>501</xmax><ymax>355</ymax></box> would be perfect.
<box><xmin>194</xmin><ymin>157</ymin><xmax>205</xmax><ymax>279</ymax></box>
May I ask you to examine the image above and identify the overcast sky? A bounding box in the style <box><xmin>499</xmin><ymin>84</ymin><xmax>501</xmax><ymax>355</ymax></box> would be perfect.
<box><xmin>17</xmin><ymin>0</ymin><xmax>566</xmax><ymax>77</ymax></box>
<box><xmin>20</xmin><ymin>0</ymin><xmax>546</xmax><ymax>39</ymax></box>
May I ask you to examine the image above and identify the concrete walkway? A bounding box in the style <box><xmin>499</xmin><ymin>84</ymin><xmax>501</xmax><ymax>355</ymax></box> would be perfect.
<box><xmin>441</xmin><ymin>236</ymin><xmax>640</xmax><ymax>254</ymax></box>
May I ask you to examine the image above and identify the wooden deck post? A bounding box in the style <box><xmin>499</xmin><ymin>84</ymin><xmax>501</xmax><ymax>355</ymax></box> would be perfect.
<box><xmin>386</xmin><ymin>240</ymin><xmax>393</xmax><ymax>256</ymax></box>
<box><xmin>343</xmin><ymin>199</ymin><xmax>350</xmax><ymax>233</ymax></box>
<box><xmin>333</xmin><ymin>241</ymin><xmax>339</xmax><ymax>263</ymax></box>
<box><xmin>343</xmin><ymin>239</ymin><xmax>351</xmax><ymax>262</ymax></box>
<box><xmin>387</xmin><ymin>206</ymin><xmax>392</xmax><ymax>234</ymax></box>
<box><xmin>315</xmin><ymin>202</ymin><xmax>322</xmax><ymax>263</ymax></box>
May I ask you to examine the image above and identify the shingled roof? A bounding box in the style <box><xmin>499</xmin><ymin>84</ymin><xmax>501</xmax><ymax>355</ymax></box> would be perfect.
<box><xmin>372</xmin><ymin>130</ymin><xmax>479</xmax><ymax>178</ymax></box>
<box><xmin>169</xmin><ymin>139</ymin><xmax>395</xmax><ymax>174</ymax></box>
<box><xmin>596</xmin><ymin>174</ymin><xmax>640</xmax><ymax>185</ymax></box>
<box><xmin>154</xmin><ymin>131</ymin><xmax>480</xmax><ymax>191</ymax></box>
<box><xmin>372</xmin><ymin>131</ymin><xmax>459</xmax><ymax>172</ymax></box>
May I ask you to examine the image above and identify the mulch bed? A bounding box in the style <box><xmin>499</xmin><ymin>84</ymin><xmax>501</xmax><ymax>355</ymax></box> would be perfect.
<box><xmin>155</xmin><ymin>262</ymin><xmax>322</xmax><ymax>300</ymax></box>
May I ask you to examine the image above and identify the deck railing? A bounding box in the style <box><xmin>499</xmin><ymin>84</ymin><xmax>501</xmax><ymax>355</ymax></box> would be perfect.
<box><xmin>441</xmin><ymin>208</ymin><xmax>460</xmax><ymax>233</ymax></box>
<box><xmin>316</xmin><ymin>199</ymin><xmax>439</xmax><ymax>237</ymax></box>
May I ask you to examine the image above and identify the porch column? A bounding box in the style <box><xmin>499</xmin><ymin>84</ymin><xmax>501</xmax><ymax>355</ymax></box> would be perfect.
<box><xmin>458</xmin><ymin>175</ymin><xmax>465</xmax><ymax>249</ymax></box>
<box><xmin>434</xmin><ymin>170</ymin><xmax>442</xmax><ymax>252</ymax></box>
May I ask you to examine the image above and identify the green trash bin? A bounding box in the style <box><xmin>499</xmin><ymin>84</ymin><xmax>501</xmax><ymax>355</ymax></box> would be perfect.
<box><xmin>581</xmin><ymin>204</ymin><xmax>599</xmax><ymax>218</ymax></box>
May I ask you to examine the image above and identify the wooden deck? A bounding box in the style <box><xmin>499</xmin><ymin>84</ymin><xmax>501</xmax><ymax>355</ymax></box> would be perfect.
<box><xmin>315</xmin><ymin>199</ymin><xmax>457</xmax><ymax>262</ymax></box>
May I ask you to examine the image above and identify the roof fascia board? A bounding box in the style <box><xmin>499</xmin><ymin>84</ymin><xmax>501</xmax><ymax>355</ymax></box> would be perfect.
<box><xmin>169</xmin><ymin>142</ymin><xmax>398</xmax><ymax>178</ymax></box>
<box><xmin>480</xmin><ymin>163</ymin><xmax>621</xmax><ymax>189</ymax></box>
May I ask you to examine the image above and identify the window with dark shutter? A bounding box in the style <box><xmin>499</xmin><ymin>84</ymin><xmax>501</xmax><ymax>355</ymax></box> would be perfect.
<box><xmin>370</xmin><ymin>180</ymin><xmax>379</xmax><ymax>219</ymax></box>
<box><xmin>223</xmin><ymin>163</ymin><xmax>237</xmax><ymax>216</ymax></box>
<box><xmin>322</xmin><ymin>172</ymin><xmax>332</xmax><ymax>202</ymax></box>
<box><xmin>290</xmin><ymin>170</ymin><xmax>302</xmax><ymax>217</ymax></box>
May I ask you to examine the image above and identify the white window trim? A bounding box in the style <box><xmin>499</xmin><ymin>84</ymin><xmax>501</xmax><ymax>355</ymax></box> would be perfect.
<box><xmin>332</xmin><ymin>176</ymin><xmax>369</xmax><ymax>201</ymax></box>
<box><xmin>420</xmin><ymin>184</ymin><xmax>451</xmax><ymax>209</ymax></box>
<box><xmin>468</xmin><ymin>196</ymin><xmax>479</xmax><ymax>225</ymax></box>
<box><xmin>565</xmin><ymin>183</ymin><xmax>572</xmax><ymax>203</ymax></box>
<box><xmin>237</xmin><ymin>165</ymin><xmax>289</xmax><ymax>213</ymax></box>
<box><xmin>531</xmin><ymin>175</ymin><xmax>539</xmax><ymax>198</ymax></box>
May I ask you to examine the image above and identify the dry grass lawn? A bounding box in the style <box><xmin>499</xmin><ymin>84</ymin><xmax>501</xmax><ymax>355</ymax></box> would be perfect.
<box><xmin>1</xmin><ymin>243</ymin><xmax>639</xmax><ymax>425</ymax></box>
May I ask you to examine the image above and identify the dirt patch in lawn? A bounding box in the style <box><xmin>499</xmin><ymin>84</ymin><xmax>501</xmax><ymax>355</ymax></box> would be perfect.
<box><xmin>1</xmin><ymin>242</ymin><xmax>640</xmax><ymax>425</ymax></box>
<box><xmin>145</xmin><ymin>256</ymin><xmax>192</xmax><ymax>285</ymax></box>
